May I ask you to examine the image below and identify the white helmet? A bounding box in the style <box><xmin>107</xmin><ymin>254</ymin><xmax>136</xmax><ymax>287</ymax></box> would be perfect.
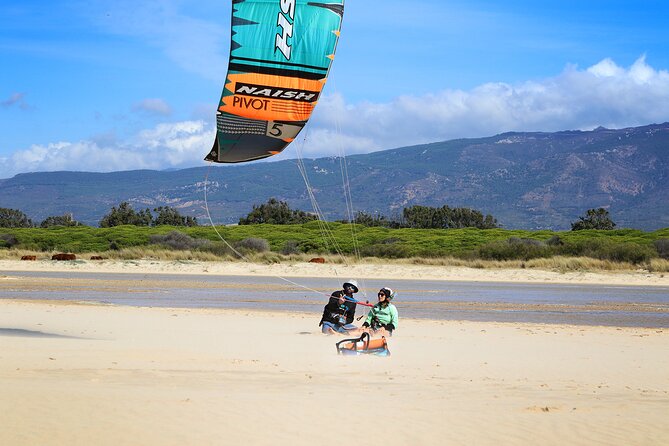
<box><xmin>343</xmin><ymin>279</ymin><xmax>359</xmax><ymax>293</ymax></box>
<box><xmin>379</xmin><ymin>287</ymin><xmax>395</xmax><ymax>300</ymax></box>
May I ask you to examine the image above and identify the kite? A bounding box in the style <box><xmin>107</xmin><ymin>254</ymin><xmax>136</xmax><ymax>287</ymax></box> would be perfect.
<box><xmin>205</xmin><ymin>0</ymin><xmax>345</xmax><ymax>163</ymax></box>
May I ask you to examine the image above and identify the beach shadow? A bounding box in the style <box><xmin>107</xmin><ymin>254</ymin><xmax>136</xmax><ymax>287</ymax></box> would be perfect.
<box><xmin>0</xmin><ymin>327</ymin><xmax>90</xmax><ymax>339</ymax></box>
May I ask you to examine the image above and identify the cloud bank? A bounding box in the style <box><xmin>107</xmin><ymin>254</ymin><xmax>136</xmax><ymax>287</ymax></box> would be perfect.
<box><xmin>2</xmin><ymin>57</ymin><xmax>669</xmax><ymax>177</ymax></box>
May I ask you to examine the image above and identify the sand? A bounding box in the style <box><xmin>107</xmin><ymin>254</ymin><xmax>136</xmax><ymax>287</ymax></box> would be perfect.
<box><xmin>1</xmin><ymin>260</ymin><xmax>668</xmax><ymax>445</ymax></box>
<box><xmin>1</xmin><ymin>258</ymin><xmax>668</xmax><ymax>286</ymax></box>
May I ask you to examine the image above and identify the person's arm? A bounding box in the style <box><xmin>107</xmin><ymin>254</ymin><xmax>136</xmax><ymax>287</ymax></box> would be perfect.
<box><xmin>361</xmin><ymin>307</ymin><xmax>375</xmax><ymax>327</ymax></box>
<box><xmin>384</xmin><ymin>305</ymin><xmax>399</xmax><ymax>331</ymax></box>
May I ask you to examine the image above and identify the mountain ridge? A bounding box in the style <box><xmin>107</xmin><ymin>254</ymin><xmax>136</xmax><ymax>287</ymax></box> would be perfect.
<box><xmin>1</xmin><ymin>123</ymin><xmax>667</xmax><ymax>230</ymax></box>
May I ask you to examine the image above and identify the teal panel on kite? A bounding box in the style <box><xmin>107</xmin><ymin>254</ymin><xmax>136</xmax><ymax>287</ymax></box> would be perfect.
<box><xmin>205</xmin><ymin>0</ymin><xmax>345</xmax><ymax>163</ymax></box>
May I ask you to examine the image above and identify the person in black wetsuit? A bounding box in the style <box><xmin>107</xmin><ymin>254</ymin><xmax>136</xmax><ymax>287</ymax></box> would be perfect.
<box><xmin>319</xmin><ymin>279</ymin><xmax>359</xmax><ymax>334</ymax></box>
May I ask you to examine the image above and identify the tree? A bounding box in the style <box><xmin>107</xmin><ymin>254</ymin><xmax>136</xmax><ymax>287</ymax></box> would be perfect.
<box><xmin>0</xmin><ymin>207</ymin><xmax>33</xmax><ymax>228</ymax></box>
<box><xmin>153</xmin><ymin>206</ymin><xmax>198</xmax><ymax>227</ymax></box>
<box><xmin>239</xmin><ymin>198</ymin><xmax>317</xmax><ymax>225</ymax></box>
<box><xmin>99</xmin><ymin>202</ymin><xmax>152</xmax><ymax>227</ymax></box>
<box><xmin>40</xmin><ymin>214</ymin><xmax>82</xmax><ymax>228</ymax></box>
<box><xmin>348</xmin><ymin>211</ymin><xmax>403</xmax><ymax>228</ymax></box>
<box><xmin>403</xmin><ymin>205</ymin><xmax>498</xmax><ymax>229</ymax></box>
<box><xmin>571</xmin><ymin>208</ymin><xmax>616</xmax><ymax>231</ymax></box>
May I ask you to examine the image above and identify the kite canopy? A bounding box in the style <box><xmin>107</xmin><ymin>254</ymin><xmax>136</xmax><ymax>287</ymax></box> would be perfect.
<box><xmin>206</xmin><ymin>0</ymin><xmax>345</xmax><ymax>163</ymax></box>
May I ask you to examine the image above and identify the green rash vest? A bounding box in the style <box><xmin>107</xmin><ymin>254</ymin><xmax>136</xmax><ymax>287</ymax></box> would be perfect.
<box><xmin>364</xmin><ymin>303</ymin><xmax>399</xmax><ymax>328</ymax></box>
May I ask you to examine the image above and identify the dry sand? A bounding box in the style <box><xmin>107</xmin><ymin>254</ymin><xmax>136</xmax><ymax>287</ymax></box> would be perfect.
<box><xmin>1</xmin><ymin>260</ymin><xmax>668</xmax><ymax>445</ymax></box>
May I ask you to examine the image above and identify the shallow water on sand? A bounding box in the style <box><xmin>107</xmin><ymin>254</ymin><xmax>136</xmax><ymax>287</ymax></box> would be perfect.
<box><xmin>1</xmin><ymin>271</ymin><xmax>668</xmax><ymax>327</ymax></box>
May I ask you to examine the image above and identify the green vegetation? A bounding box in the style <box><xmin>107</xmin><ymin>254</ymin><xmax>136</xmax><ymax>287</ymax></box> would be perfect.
<box><xmin>0</xmin><ymin>208</ymin><xmax>33</xmax><ymax>228</ymax></box>
<box><xmin>571</xmin><ymin>208</ymin><xmax>617</xmax><ymax>231</ymax></box>
<box><xmin>153</xmin><ymin>207</ymin><xmax>198</xmax><ymax>227</ymax></box>
<box><xmin>40</xmin><ymin>214</ymin><xmax>84</xmax><ymax>228</ymax></box>
<box><xmin>239</xmin><ymin>198</ymin><xmax>317</xmax><ymax>225</ymax></box>
<box><xmin>348</xmin><ymin>205</ymin><xmax>497</xmax><ymax>229</ymax></box>
<box><xmin>1</xmin><ymin>224</ymin><xmax>668</xmax><ymax>270</ymax></box>
<box><xmin>402</xmin><ymin>205</ymin><xmax>498</xmax><ymax>229</ymax></box>
<box><xmin>99</xmin><ymin>202</ymin><xmax>197</xmax><ymax>227</ymax></box>
<box><xmin>0</xmin><ymin>200</ymin><xmax>666</xmax><ymax>270</ymax></box>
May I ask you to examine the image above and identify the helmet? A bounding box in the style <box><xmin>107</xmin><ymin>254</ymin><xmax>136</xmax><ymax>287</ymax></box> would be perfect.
<box><xmin>379</xmin><ymin>287</ymin><xmax>395</xmax><ymax>300</ymax></box>
<box><xmin>343</xmin><ymin>279</ymin><xmax>359</xmax><ymax>293</ymax></box>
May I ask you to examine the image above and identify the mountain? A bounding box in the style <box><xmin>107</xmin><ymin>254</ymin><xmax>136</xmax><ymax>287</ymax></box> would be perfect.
<box><xmin>1</xmin><ymin>123</ymin><xmax>668</xmax><ymax>230</ymax></box>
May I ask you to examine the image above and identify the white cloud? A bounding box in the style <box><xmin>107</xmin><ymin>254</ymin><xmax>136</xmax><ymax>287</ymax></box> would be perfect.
<box><xmin>4</xmin><ymin>121</ymin><xmax>213</xmax><ymax>176</ymax></box>
<box><xmin>305</xmin><ymin>56</ymin><xmax>669</xmax><ymax>153</ymax></box>
<box><xmin>132</xmin><ymin>98</ymin><xmax>173</xmax><ymax>116</ymax></box>
<box><xmin>2</xmin><ymin>56</ymin><xmax>669</xmax><ymax>177</ymax></box>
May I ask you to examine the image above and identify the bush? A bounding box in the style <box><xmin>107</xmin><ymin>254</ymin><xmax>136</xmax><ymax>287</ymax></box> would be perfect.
<box><xmin>598</xmin><ymin>243</ymin><xmax>655</xmax><ymax>264</ymax></box>
<box><xmin>557</xmin><ymin>239</ymin><xmax>655</xmax><ymax>264</ymax></box>
<box><xmin>360</xmin><ymin>243</ymin><xmax>410</xmax><ymax>259</ymax></box>
<box><xmin>654</xmin><ymin>239</ymin><xmax>669</xmax><ymax>259</ymax></box>
<box><xmin>0</xmin><ymin>234</ymin><xmax>19</xmax><ymax>248</ymax></box>
<box><xmin>546</xmin><ymin>235</ymin><xmax>564</xmax><ymax>246</ymax></box>
<box><xmin>234</xmin><ymin>237</ymin><xmax>270</xmax><ymax>253</ymax></box>
<box><xmin>281</xmin><ymin>240</ymin><xmax>301</xmax><ymax>255</ymax></box>
<box><xmin>477</xmin><ymin>238</ymin><xmax>551</xmax><ymax>261</ymax></box>
<box><xmin>297</xmin><ymin>240</ymin><xmax>321</xmax><ymax>253</ymax></box>
<box><xmin>199</xmin><ymin>241</ymin><xmax>236</xmax><ymax>258</ymax></box>
<box><xmin>149</xmin><ymin>231</ymin><xmax>210</xmax><ymax>250</ymax></box>
<box><xmin>0</xmin><ymin>233</ymin><xmax>19</xmax><ymax>248</ymax></box>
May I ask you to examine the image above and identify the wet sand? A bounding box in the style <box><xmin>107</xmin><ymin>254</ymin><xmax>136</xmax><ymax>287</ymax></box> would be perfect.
<box><xmin>2</xmin><ymin>266</ymin><xmax>668</xmax><ymax>327</ymax></box>
<box><xmin>1</xmin><ymin>258</ymin><xmax>667</xmax><ymax>286</ymax></box>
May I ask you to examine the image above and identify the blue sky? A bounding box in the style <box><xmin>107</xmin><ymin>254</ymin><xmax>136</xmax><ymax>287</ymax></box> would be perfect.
<box><xmin>1</xmin><ymin>0</ymin><xmax>669</xmax><ymax>177</ymax></box>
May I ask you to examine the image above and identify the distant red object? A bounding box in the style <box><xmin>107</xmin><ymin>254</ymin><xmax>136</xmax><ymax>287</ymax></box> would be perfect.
<box><xmin>52</xmin><ymin>253</ymin><xmax>76</xmax><ymax>261</ymax></box>
<box><xmin>309</xmin><ymin>257</ymin><xmax>326</xmax><ymax>264</ymax></box>
<box><xmin>20</xmin><ymin>255</ymin><xmax>37</xmax><ymax>261</ymax></box>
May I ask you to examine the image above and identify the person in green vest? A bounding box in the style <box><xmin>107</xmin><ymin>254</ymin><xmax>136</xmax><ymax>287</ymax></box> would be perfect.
<box><xmin>362</xmin><ymin>287</ymin><xmax>398</xmax><ymax>336</ymax></box>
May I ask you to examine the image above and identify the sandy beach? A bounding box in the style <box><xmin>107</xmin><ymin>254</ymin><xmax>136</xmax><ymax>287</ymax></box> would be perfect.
<box><xmin>1</xmin><ymin>258</ymin><xmax>668</xmax><ymax>286</ymax></box>
<box><xmin>1</xmin><ymin>260</ymin><xmax>668</xmax><ymax>445</ymax></box>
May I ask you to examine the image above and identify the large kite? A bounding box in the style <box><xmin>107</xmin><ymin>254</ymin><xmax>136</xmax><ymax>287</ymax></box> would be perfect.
<box><xmin>205</xmin><ymin>0</ymin><xmax>345</xmax><ymax>163</ymax></box>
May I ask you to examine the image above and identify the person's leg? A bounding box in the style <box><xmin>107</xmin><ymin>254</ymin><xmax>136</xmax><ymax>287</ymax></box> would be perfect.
<box><xmin>321</xmin><ymin>321</ymin><xmax>336</xmax><ymax>334</ymax></box>
<box><xmin>341</xmin><ymin>323</ymin><xmax>361</xmax><ymax>335</ymax></box>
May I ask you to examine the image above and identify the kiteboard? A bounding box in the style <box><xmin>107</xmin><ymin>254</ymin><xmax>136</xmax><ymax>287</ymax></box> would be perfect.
<box><xmin>336</xmin><ymin>332</ymin><xmax>390</xmax><ymax>356</ymax></box>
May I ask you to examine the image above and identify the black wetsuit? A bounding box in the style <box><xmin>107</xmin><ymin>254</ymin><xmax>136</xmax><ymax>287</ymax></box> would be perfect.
<box><xmin>319</xmin><ymin>291</ymin><xmax>357</xmax><ymax>327</ymax></box>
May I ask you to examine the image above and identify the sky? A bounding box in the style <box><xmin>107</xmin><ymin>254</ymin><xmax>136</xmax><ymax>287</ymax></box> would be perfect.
<box><xmin>2</xmin><ymin>0</ymin><xmax>669</xmax><ymax>178</ymax></box>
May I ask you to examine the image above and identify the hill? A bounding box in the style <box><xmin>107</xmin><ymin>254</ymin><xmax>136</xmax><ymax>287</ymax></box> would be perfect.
<box><xmin>1</xmin><ymin>123</ymin><xmax>667</xmax><ymax>230</ymax></box>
